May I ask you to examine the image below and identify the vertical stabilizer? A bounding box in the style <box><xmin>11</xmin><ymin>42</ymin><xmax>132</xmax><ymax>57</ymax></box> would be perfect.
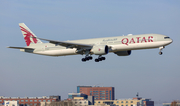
<box><xmin>19</xmin><ymin>23</ymin><xmax>42</xmax><ymax>46</ymax></box>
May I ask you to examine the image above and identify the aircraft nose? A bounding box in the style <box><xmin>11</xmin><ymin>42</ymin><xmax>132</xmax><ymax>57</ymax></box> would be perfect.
<box><xmin>169</xmin><ymin>38</ymin><xmax>173</xmax><ymax>44</ymax></box>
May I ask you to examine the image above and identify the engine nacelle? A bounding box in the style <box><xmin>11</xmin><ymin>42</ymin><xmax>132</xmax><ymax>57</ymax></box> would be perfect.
<box><xmin>91</xmin><ymin>45</ymin><xmax>109</xmax><ymax>55</ymax></box>
<box><xmin>114</xmin><ymin>50</ymin><xmax>131</xmax><ymax>56</ymax></box>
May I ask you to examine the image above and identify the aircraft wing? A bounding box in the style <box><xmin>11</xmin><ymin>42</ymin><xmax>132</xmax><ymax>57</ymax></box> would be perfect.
<box><xmin>7</xmin><ymin>46</ymin><xmax>34</xmax><ymax>50</ymax></box>
<box><xmin>36</xmin><ymin>38</ymin><xmax>93</xmax><ymax>49</ymax></box>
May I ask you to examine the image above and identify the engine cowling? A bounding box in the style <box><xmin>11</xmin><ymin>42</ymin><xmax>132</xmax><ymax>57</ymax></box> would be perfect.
<box><xmin>114</xmin><ymin>50</ymin><xmax>131</xmax><ymax>56</ymax></box>
<box><xmin>91</xmin><ymin>45</ymin><xmax>109</xmax><ymax>55</ymax></box>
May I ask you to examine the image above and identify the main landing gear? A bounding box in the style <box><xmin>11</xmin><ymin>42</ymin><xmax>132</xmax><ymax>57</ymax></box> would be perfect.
<box><xmin>159</xmin><ymin>46</ymin><xmax>164</xmax><ymax>55</ymax></box>
<box><xmin>95</xmin><ymin>56</ymin><xmax>106</xmax><ymax>62</ymax></box>
<box><xmin>82</xmin><ymin>56</ymin><xmax>93</xmax><ymax>62</ymax></box>
<box><xmin>81</xmin><ymin>55</ymin><xmax>106</xmax><ymax>62</ymax></box>
<box><xmin>81</xmin><ymin>50</ymin><xmax>106</xmax><ymax>62</ymax></box>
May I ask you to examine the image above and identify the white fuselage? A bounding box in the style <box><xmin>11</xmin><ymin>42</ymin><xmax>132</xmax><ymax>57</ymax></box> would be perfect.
<box><xmin>20</xmin><ymin>34</ymin><xmax>173</xmax><ymax>56</ymax></box>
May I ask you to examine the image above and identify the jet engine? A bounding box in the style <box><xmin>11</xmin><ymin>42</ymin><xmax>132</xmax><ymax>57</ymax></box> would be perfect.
<box><xmin>114</xmin><ymin>50</ymin><xmax>131</xmax><ymax>56</ymax></box>
<box><xmin>91</xmin><ymin>45</ymin><xmax>109</xmax><ymax>55</ymax></box>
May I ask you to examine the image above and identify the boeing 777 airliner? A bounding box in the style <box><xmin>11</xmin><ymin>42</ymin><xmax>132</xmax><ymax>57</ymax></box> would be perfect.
<box><xmin>8</xmin><ymin>23</ymin><xmax>173</xmax><ymax>62</ymax></box>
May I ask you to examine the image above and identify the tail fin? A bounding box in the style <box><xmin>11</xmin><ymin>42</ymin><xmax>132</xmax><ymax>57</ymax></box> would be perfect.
<box><xmin>19</xmin><ymin>23</ymin><xmax>42</xmax><ymax>46</ymax></box>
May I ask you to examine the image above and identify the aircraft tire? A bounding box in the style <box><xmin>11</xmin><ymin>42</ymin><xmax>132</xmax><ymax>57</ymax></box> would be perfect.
<box><xmin>98</xmin><ymin>58</ymin><xmax>102</xmax><ymax>61</ymax></box>
<box><xmin>85</xmin><ymin>57</ymin><xmax>89</xmax><ymax>61</ymax></box>
<box><xmin>95</xmin><ymin>59</ymin><xmax>99</xmax><ymax>62</ymax></box>
<box><xmin>89</xmin><ymin>56</ymin><xmax>93</xmax><ymax>60</ymax></box>
<box><xmin>82</xmin><ymin>58</ymin><xmax>86</xmax><ymax>62</ymax></box>
<box><xmin>101</xmin><ymin>57</ymin><xmax>105</xmax><ymax>60</ymax></box>
<box><xmin>159</xmin><ymin>52</ymin><xmax>163</xmax><ymax>55</ymax></box>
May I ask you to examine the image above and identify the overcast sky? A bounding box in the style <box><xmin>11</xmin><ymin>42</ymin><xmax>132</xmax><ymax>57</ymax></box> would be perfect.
<box><xmin>1</xmin><ymin>0</ymin><xmax>180</xmax><ymax>105</ymax></box>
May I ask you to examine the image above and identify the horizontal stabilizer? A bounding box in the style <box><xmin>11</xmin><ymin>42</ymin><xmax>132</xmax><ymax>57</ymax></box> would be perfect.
<box><xmin>7</xmin><ymin>46</ymin><xmax>34</xmax><ymax>50</ymax></box>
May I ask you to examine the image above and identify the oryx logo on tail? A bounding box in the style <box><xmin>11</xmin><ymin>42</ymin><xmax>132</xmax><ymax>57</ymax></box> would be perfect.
<box><xmin>20</xmin><ymin>26</ymin><xmax>38</xmax><ymax>46</ymax></box>
<box><xmin>19</xmin><ymin>23</ymin><xmax>42</xmax><ymax>46</ymax></box>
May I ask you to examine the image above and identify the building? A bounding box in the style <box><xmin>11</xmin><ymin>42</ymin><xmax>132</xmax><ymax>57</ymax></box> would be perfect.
<box><xmin>94</xmin><ymin>97</ymin><xmax>154</xmax><ymax>106</ymax></box>
<box><xmin>68</xmin><ymin>93</ymin><xmax>87</xmax><ymax>99</ymax></box>
<box><xmin>68</xmin><ymin>93</ymin><xmax>94</xmax><ymax>105</ymax></box>
<box><xmin>87</xmin><ymin>96</ymin><xmax>94</xmax><ymax>105</ymax></box>
<box><xmin>0</xmin><ymin>96</ymin><xmax>60</xmax><ymax>106</ymax></box>
<box><xmin>4</xmin><ymin>101</ymin><xmax>19</xmax><ymax>106</ymax></box>
<box><xmin>41</xmin><ymin>99</ymin><xmax>89</xmax><ymax>106</ymax></box>
<box><xmin>41</xmin><ymin>99</ymin><xmax>116</xmax><ymax>106</ymax></box>
<box><xmin>163</xmin><ymin>102</ymin><xmax>180</xmax><ymax>106</ymax></box>
<box><xmin>77</xmin><ymin>86</ymin><xmax>114</xmax><ymax>100</ymax></box>
<box><xmin>41</xmin><ymin>100</ymin><xmax>73</xmax><ymax>106</ymax></box>
<box><xmin>73</xmin><ymin>99</ymin><xmax>89</xmax><ymax>105</ymax></box>
<box><xmin>41</xmin><ymin>100</ymin><xmax>114</xmax><ymax>106</ymax></box>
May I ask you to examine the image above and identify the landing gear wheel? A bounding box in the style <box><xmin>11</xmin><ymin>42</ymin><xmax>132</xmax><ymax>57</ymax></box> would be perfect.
<box><xmin>98</xmin><ymin>58</ymin><xmax>102</xmax><ymax>61</ymax></box>
<box><xmin>95</xmin><ymin>59</ymin><xmax>99</xmax><ymax>62</ymax></box>
<box><xmin>85</xmin><ymin>57</ymin><xmax>89</xmax><ymax>61</ymax></box>
<box><xmin>101</xmin><ymin>57</ymin><xmax>105</xmax><ymax>60</ymax></box>
<box><xmin>159</xmin><ymin>52</ymin><xmax>163</xmax><ymax>55</ymax></box>
<box><xmin>82</xmin><ymin>58</ymin><xmax>86</xmax><ymax>62</ymax></box>
<box><xmin>89</xmin><ymin>56</ymin><xmax>93</xmax><ymax>60</ymax></box>
<box><xmin>81</xmin><ymin>55</ymin><xmax>93</xmax><ymax>62</ymax></box>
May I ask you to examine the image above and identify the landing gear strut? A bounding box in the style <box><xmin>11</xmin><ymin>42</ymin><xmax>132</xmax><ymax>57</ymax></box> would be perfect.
<box><xmin>81</xmin><ymin>50</ymin><xmax>93</xmax><ymax>62</ymax></box>
<box><xmin>95</xmin><ymin>55</ymin><xmax>106</xmax><ymax>62</ymax></box>
<box><xmin>159</xmin><ymin>46</ymin><xmax>164</xmax><ymax>55</ymax></box>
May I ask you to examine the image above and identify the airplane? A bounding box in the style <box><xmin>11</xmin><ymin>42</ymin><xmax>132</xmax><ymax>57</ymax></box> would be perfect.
<box><xmin>8</xmin><ymin>23</ymin><xmax>173</xmax><ymax>62</ymax></box>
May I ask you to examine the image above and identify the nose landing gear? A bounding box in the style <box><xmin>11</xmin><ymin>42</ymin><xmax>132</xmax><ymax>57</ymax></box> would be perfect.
<box><xmin>159</xmin><ymin>46</ymin><xmax>164</xmax><ymax>55</ymax></box>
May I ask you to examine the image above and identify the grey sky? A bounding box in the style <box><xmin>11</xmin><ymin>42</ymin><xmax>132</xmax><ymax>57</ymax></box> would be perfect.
<box><xmin>1</xmin><ymin>0</ymin><xmax>180</xmax><ymax>105</ymax></box>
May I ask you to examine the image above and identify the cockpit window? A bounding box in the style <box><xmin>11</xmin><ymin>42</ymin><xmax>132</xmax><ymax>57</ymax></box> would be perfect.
<box><xmin>164</xmin><ymin>37</ymin><xmax>170</xmax><ymax>39</ymax></box>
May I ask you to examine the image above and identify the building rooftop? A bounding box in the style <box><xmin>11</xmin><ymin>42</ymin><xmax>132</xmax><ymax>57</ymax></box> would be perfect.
<box><xmin>94</xmin><ymin>98</ymin><xmax>151</xmax><ymax>101</ymax></box>
<box><xmin>68</xmin><ymin>93</ymin><xmax>81</xmax><ymax>95</ymax></box>
<box><xmin>77</xmin><ymin>86</ymin><xmax>114</xmax><ymax>88</ymax></box>
<box><xmin>0</xmin><ymin>96</ymin><xmax>59</xmax><ymax>99</ymax></box>
<box><xmin>77</xmin><ymin>86</ymin><xmax>92</xmax><ymax>87</ymax></box>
